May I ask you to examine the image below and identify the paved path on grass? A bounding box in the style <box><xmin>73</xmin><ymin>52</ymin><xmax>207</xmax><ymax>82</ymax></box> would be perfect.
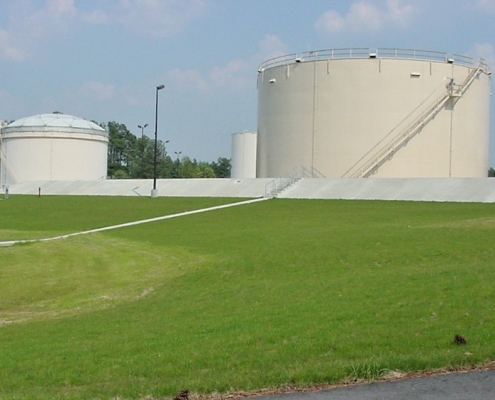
<box><xmin>256</xmin><ymin>369</ymin><xmax>495</xmax><ymax>400</ymax></box>
<box><xmin>0</xmin><ymin>197</ymin><xmax>269</xmax><ymax>247</ymax></box>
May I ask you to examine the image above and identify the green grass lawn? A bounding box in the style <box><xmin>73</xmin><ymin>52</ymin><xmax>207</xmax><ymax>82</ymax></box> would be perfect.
<box><xmin>1</xmin><ymin>196</ymin><xmax>495</xmax><ymax>399</ymax></box>
<box><xmin>0</xmin><ymin>195</ymin><xmax>243</xmax><ymax>241</ymax></box>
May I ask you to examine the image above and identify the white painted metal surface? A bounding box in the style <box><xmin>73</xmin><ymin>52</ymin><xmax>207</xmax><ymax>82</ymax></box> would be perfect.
<box><xmin>257</xmin><ymin>48</ymin><xmax>491</xmax><ymax>178</ymax></box>
<box><xmin>231</xmin><ymin>132</ymin><xmax>257</xmax><ymax>179</ymax></box>
<box><xmin>1</xmin><ymin>114</ymin><xmax>108</xmax><ymax>186</ymax></box>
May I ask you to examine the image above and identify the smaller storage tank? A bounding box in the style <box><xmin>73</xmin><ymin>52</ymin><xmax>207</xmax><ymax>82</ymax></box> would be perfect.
<box><xmin>0</xmin><ymin>113</ymin><xmax>108</xmax><ymax>186</ymax></box>
<box><xmin>231</xmin><ymin>132</ymin><xmax>257</xmax><ymax>179</ymax></box>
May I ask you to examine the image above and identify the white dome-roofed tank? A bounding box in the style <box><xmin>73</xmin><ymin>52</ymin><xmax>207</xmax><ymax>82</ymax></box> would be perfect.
<box><xmin>257</xmin><ymin>48</ymin><xmax>491</xmax><ymax>178</ymax></box>
<box><xmin>0</xmin><ymin>113</ymin><xmax>108</xmax><ymax>185</ymax></box>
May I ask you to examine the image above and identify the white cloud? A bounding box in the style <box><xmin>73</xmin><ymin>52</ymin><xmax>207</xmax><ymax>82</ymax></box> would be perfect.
<box><xmin>79</xmin><ymin>82</ymin><xmax>116</xmax><ymax>100</ymax></box>
<box><xmin>210</xmin><ymin>59</ymin><xmax>250</xmax><ymax>89</ymax></box>
<box><xmin>0</xmin><ymin>0</ymin><xmax>206</xmax><ymax>61</ymax></box>
<box><xmin>347</xmin><ymin>2</ymin><xmax>383</xmax><ymax>31</ymax></box>
<box><xmin>256</xmin><ymin>34</ymin><xmax>288</xmax><ymax>62</ymax></box>
<box><xmin>476</xmin><ymin>0</ymin><xmax>495</xmax><ymax>13</ymax></box>
<box><xmin>0</xmin><ymin>89</ymin><xmax>19</xmax><ymax>117</ymax></box>
<box><xmin>467</xmin><ymin>43</ymin><xmax>495</xmax><ymax>69</ymax></box>
<box><xmin>112</xmin><ymin>0</ymin><xmax>207</xmax><ymax>38</ymax></box>
<box><xmin>80</xmin><ymin>0</ymin><xmax>207</xmax><ymax>36</ymax></box>
<box><xmin>210</xmin><ymin>35</ymin><xmax>288</xmax><ymax>91</ymax></box>
<box><xmin>314</xmin><ymin>10</ymin><xmax>345</xmax><ymax>33</ymax></box>
<box><xmin>167</xmin><ymin>68</ymin><xmax>209</xmax><ymax>91</ymax></box>
<box><xmin>25</xmin><ymin>0</ymin><xmax>77</xmax><ymax>34</ymax></box>
<box><xmin>46</xmin><ymin>0</ymin><xmax>76</xmax><ymax>16</ymax></box>
<box><xmin>0</xmin><ymin>0</ymin><xmax>78</xmax><ymax>61</ymax></box>
<box><xmin>314</xmin><ymin>0</ymin><xmax>415</xmax><ymax>34</ymax></box>
<box><xmin>81</xmin><ymin>9</ymin><xmax>108</xmax><ymax>24</ymax></box>
<box><xmin>386</xmin><ymin>0</ymin><xmax>415</xmax><ymax>28</ymax></box>
<box><xmin>165</xmin><ymin>35</ymin><xmax>288</xmax><ymax>93</ymax></box>
<box><xmin>0</xmin><ymin>28</ymin><xmax>24</xmax><ymax>61</ymax></box>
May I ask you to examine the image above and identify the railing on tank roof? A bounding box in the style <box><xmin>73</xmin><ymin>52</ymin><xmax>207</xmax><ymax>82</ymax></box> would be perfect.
<box><xmin>258</xmin><ymin>48</ymin><xmax>475</xmax><ymax>71</ymax></box>
<box><xmin>1</xmin><ymin>125</ymin><xmax>109</xmax><ymax>137</ymax></box>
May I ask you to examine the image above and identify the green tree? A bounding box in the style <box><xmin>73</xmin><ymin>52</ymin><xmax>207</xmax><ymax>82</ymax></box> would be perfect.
<box><xmin>489</xmin><ymin>167</ymin><xmax>495</xmax><ymax>177</ymax></box>
<box><xmin>155</xmin><ymin>145</ymin><xmax>174</xmax><ymax>179</ymax></box>
<box><xmin>211</xmin><ymin>157</ymin><xmax>231</xmax><ymax>178</ymax></box>
<box><xmin>103</xmin><ymin>119</ymin><xmax>227</xmax><ymax>179</ymax></box>
<box><xmin>180</xmin><ymin>157</ymin><xmax>198</xmax><ymax>178</ymax></box>
<box><xmin>136</xmin><ymin>135</ymin><xmax>155</xmax><ymax>179</ymax></box>
<box><xmin>106</xmin><ymin>122</ymin><xmax>137</xmax><ymax>178</ymax></box>
<box><xmin>196</xmin><ymin>161</ymin><xmax>216</xmax><ymax>178</ymax></box>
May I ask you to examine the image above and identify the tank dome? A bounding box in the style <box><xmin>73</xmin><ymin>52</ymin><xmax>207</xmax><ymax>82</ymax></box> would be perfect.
<box><xmin>3</xmin><ymin>113</ymin><xmax>107</xmax><ymax>136</ymax></box>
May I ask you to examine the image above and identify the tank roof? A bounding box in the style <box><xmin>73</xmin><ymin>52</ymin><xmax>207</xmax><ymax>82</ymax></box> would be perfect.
<box><xmin>2</xmin><ymin>113</ymin><xmax>107</xmax><ymax>136</ymax></box>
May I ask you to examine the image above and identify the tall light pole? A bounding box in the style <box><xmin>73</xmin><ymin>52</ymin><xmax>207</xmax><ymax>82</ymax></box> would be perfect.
<box><xmin>152</xmin><ymin>84</ymin><xmax>165</xmax><ymax>197</ymax></box>
<box><xmin>138</xmin><ymin>123</ymin><xmax>148</xmax><ymax>178</ymax></box>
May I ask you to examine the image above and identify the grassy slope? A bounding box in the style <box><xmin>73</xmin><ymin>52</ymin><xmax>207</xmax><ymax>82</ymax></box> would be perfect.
<box><xmin>1</xmin><ymin>197</ymin><xmax>495</xmax><ymax>399</ymax></box>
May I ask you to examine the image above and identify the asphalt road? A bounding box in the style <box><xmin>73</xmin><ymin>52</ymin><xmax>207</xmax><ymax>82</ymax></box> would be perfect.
<box><xmin>255</xmin><ymin>369</ymin><xmax>495</xmax><ymax>400</ymax></box>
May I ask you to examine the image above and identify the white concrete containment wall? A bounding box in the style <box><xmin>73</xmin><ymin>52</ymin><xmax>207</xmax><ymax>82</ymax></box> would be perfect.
<box><xmin>257</xmin><ymin>48</ymin><xmax>491</xmax><ymax>178</ymax></box>
<box><xmin>231</xmin><ymin>132</ymin><xmax>257</xmax><ymax>179</ymax></box>
<box><xmin>9</xmin><ymin>178</ymin><xmax>272</xmax><ymax>198</ymax></box>
<box><xmin>8</xmin><ymin>177</ymin><xmax>495</xmax><ymax>203</ymax></box>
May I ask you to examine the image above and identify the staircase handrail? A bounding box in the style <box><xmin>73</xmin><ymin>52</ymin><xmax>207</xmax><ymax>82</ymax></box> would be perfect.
<box><xmin>342</xmin><ymin>63</ymin><xmax>484</xmax><ymax>178</ymax></box>
<box><xmin>264</xmin><ymin>166</ymin><xmax>325</xmax><ymax>197</ymax></box>
<box><xmin>350</xmin><ymin>92</ymin><xmax>451</xmax><ymax>178</ymax></box>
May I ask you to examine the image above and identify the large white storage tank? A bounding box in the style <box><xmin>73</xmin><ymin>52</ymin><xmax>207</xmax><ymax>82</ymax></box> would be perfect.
<box><xmin>231</xmin><ymin>132</ymin><xmax>257</xmax><ymax>179</ymax></box>
<box><xmin>257</xmin><ymin>48</ymin><xmax>491</xmax><ymax>178</ymax></box>
<box><xmin>0</xmin><ymin>113</ymin><xmax>108</xmax><ymax>186</ymax></box>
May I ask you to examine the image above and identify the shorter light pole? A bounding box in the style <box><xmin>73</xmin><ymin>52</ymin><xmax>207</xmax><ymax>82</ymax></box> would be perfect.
<box><xmin>152</xmin><ymin>84</ymin><xmax>165</xmax><ymax>197</ymax></box>
<box><xmin>138</xmin><ymin>124</ymin><xmax>148</xmax><ymax>178</ymax></box>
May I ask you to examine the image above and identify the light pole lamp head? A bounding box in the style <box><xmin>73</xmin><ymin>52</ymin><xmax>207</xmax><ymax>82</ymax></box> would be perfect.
<box><xmin>157</xmin><ymin>84</ymin><xmax>165</xmax><ymax>90</ymax></box>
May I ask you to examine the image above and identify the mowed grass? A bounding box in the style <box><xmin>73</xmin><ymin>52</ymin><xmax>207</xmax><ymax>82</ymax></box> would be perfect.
<box><xmin>0</xmin><ymin>195</ymin><xmax>244</xmax><ymax>241</ymax></box>
<box><xmin>1</xmin><ymin>195</ymin><xmax>495</xmax><ymax>399</ymax></box>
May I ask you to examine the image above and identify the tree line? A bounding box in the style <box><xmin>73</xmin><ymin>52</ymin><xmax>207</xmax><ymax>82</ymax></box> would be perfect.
<box><xmin>103</xmin><ymin>121</ymin><xmax>231</xmax><ymax>179</ymax></box>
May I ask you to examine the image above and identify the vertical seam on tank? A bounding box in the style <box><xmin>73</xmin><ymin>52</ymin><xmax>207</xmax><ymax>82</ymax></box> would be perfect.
<box><xmin>448</xmin><ymin>64</ymin><xmax>454</xmax><ymax>177</ymax></box>
<box><xmin>312</xmin><ymin>60</ymin><xmax>317</xmax><ymax>171</ymax></box>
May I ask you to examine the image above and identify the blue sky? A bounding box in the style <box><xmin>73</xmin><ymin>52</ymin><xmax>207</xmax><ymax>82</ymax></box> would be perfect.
<box><xmin>1</xmin><ymin>0</ymin><xmax>494</xmax><ymax>166</ymax></box>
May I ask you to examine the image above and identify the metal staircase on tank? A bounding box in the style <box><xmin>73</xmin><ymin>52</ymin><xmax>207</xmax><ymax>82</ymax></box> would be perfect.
<box><xmin>342</xmin><ymin>61</ymin><xmax>487</xmax><ymax>179</ymax></box>
<box><xmin>264</xmin><ymin>166</ymin><xmax>325</xmax><ymax>198</ymax></box>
